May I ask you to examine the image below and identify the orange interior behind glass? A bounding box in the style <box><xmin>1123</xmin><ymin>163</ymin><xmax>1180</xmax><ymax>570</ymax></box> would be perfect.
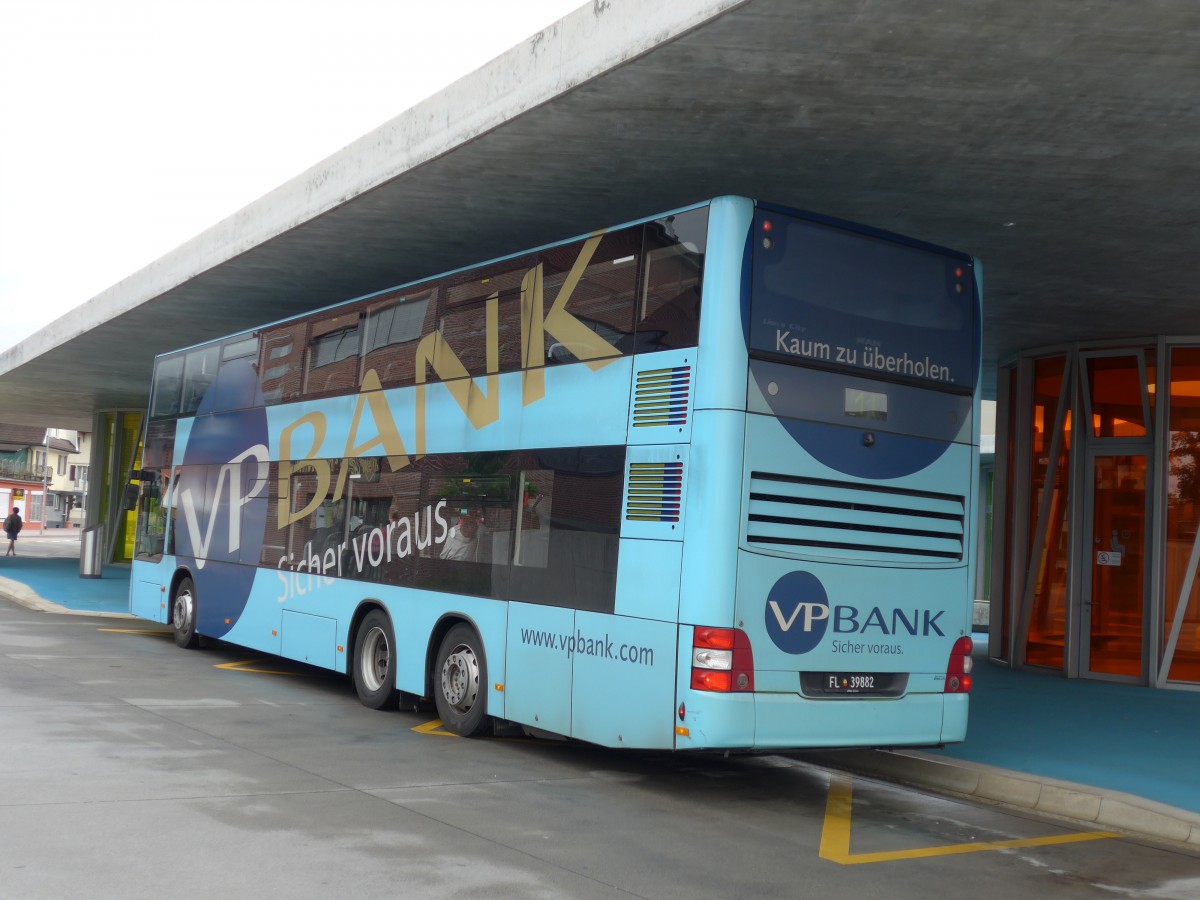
<box><xmin>1165</xmin><ymin>349</ymin><xmax>1200</xmax><ymax>683</ymax></box>
<box><xmin>1088</xmin><ymin>455</ymin><xmax>1145</xmax><ymax>677</ymax></box>
<box><xmin>1026</xmin><ymin>357</ymin><xmax>1069</xmax><ymax>668</ymax></box>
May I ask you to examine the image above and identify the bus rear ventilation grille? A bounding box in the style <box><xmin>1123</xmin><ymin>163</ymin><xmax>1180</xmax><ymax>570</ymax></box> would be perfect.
<box><xmin>626</xmin><ymin>462</ymin><xmax>684</xmax><ymax>522</ymax></box>
<box><xmin>745</xmin><ymin>472</ymin><xmax>965</xmax><ymax>563</ymax></box>
<box><xmin>632</xmin><ymin>366</ymin><xmax>691</xmax><ymax>427</ymax></box>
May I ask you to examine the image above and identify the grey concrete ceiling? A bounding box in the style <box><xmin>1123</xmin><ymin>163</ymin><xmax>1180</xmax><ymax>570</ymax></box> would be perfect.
<box><xmin>2</xmin><ymin>0</ymin><xmax>1198</xmax><ymax>430</ymax></box>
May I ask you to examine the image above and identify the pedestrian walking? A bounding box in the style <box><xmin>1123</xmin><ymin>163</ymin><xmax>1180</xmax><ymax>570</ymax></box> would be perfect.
<box><xmin>4</xmin><ymin>506</ymin><xmax>23</xmax><ymax>556</ymax></box>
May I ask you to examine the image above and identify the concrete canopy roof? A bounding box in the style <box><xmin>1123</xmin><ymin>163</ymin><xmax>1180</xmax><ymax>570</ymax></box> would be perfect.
<box><xmin>2</xmin><ymin>0</ymin><xmax>1198</xmax><ymax>430</ymax></box>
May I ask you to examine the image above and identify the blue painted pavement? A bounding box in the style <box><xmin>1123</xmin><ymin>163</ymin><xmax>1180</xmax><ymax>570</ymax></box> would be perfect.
<box><xmin>933</xmin><ymin>642</ymin><xmax>1200</xmax><ymax>815</ymax></box>
<box><xmin>0</xmin><ymin>554</ymin><xmax>130</xmax><ymax>614</ymax></box>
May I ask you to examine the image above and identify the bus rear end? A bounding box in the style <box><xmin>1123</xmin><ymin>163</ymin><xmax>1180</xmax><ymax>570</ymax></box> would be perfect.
<box><xmin>677</xmin><ymin>201</ymin><xmax>980</xmax><ymax>750</ymax></box>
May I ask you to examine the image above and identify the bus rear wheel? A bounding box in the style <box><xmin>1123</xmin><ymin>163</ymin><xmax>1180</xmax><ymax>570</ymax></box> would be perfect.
<box><xmin>353</xmin><ymin>610</ymin><xmax>399</xmax><ymax>710</ymax></box>
<box><xmin>171</xmin><ymin>576</ymin><xmax>199</xmax><ymax>649</ymax></box>
<box><xmin>434</xmin><ymin>624</ymin><xmax>489</xmax><ymax>737</ymax></box>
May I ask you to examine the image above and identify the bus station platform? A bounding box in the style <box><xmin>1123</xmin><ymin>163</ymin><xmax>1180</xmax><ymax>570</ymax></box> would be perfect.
<box><xmin>1</xmin><ymin>530</ymin><xmax>1197</xmax><ymax>848</ymax></box>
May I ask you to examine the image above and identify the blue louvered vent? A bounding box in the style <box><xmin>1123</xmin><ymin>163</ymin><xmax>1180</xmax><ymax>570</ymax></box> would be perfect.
<box><xmin>626</xmin><ymin>462</ymin><xmax>684</xmax><ymax>522</ymax></box>
<box><xmin>633</xmin><ymin>366</ymin><xmax>691</xmax><ymax>427</ymax></box>
<box><xmin>746</xmin><ymin>472</ymin><xmax>965</xmax><ymax>563</ymax></box>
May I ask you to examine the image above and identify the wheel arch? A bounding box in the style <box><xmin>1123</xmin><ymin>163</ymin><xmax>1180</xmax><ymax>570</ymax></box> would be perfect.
<box><xmin>347</xmin><ymin>598</ymin><xmax>390</xmax><ymax>667</ymax></box>
<box><xmin>169</xmin><ymin>566</ymin><xmax>194</xmax><ymax>602</ymax></box>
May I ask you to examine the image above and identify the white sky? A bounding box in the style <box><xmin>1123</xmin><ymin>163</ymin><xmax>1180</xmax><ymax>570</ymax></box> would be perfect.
<box><xmin>0</xmin><ymin>0</ymin><xmax>583</xmax><ymax>354</ymax></box>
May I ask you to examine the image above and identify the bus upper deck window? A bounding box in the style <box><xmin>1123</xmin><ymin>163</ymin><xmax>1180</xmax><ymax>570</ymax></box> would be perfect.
<box><xmin>180</xmin><ymin>346</ymin><xmax>220</xmax><ymax>417</ymax></box>
<box><xmin>150</xmin><ymin>355</ymin><xmax>184</xmax><ymax>419</ymax></box>
<box><xmin>637</xmin><ymin>208</ymin><xmax>707</xmax><ymax>352</ymax></box>
<box><xmin>303</xmin><ymin>314</ymin><xmax>362</xmax><ymax>398</ymax></box>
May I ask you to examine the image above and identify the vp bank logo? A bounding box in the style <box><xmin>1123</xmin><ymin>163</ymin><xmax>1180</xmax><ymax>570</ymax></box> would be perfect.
<box><xmin>764</xmin><ymin>570</ymin><xmax>830</xmax><ymax>654</ymax></box>
<box><xmin>175</xmin><ymin>357</ymin><xmax>269</xmax><ymax>639</ymax></box>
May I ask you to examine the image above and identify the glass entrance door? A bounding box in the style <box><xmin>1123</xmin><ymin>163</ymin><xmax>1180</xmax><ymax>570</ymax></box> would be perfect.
<box><xmin>1082</xmin><ymin>453</ymin><xmax>1149</xmax><ymax>680</ymax></box>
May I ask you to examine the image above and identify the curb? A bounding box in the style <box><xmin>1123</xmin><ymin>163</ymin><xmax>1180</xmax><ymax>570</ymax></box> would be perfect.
<box><xmin>806</xmin><ymin>748</ymin><xmax>1200</xmax><ymax>849</ymax></box>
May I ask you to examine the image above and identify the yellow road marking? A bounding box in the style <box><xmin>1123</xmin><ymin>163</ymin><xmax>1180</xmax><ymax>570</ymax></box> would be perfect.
<box><xmin>412</xmin><ymin>718</ymin><xmax>459</xmax><ymax>737</ymax></box>
<box><xmin>819</xmin><ymin>774</ymin><xmax>1118</xmax><ymax>865</ymax></box>
<box><xmin>214</xmin><ymin>659</ymin><xmax>310</xmax><ymax>676</ymax></box>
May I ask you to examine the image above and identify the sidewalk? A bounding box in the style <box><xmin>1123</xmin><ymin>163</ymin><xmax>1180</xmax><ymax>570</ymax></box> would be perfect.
<box><xmin>0</xmin><ymin>528</ymin><xmax>128</xmax><ymax>615</ymax></box>
<box><xmin>0</xmin><ymin>533</ymin><xmax>1197</xmax><ymax>848</ymax></box>
<box><xmin>810</xmin><ymin>651</ymin><xmax>1200</xmax><ymax>847</ymax></box>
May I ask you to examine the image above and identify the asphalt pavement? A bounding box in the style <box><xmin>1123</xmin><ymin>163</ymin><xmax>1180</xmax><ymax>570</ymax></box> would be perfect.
<box><xmin>2</xmin><ymin>528</ymin><xmax>1197</xmax><ymax>849</ymax></box>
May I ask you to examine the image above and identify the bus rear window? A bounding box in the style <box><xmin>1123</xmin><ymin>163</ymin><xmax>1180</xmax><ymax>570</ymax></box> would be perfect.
<box><xmin>750</xmin><ymin>213</ymin><xmax>976</xmax><ymax>392</ymax></box>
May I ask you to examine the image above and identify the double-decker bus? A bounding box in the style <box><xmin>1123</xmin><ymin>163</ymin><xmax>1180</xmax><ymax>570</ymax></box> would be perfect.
<box><xmin>130</xmin><ymin>196</ymin><xmax>980</xmax><ymax>749</ymax></box>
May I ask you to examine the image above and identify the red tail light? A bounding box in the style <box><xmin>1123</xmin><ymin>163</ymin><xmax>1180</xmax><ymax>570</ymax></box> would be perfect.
<box><xmin>944</xmin><ymin>636</ymin><xmax>974</xmax><ymax>693</ymax></box>
<box><xmin>690</xmin><ymin>627</ymin><xmax>754</xmax><ymax>692</ymax></box>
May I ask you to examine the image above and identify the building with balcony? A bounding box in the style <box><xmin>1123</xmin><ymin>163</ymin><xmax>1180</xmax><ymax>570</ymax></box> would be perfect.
<box><xmin>0</xmin><ymin>424</ymin><xmax>50</xmax><ymax>528</ymax></box>
<box><xmin>44</xmin><ymin>428</ymin><xmax>90</xmax><ymax>527</ymax></box>
<box><xmin>0</xmin><ymin>425</ymin><xmax>90</xmax><ymax>530</ymax></box>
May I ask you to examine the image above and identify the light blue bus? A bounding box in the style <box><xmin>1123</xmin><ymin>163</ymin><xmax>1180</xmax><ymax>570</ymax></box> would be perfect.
<box><xmin>130</xmin><ymin>196</ymin><xmax>980</xmax><ymax>749</ymax></box>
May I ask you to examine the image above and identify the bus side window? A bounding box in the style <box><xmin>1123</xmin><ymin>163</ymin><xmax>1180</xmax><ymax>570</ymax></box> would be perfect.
<box><xmin>206</xmin><ymin>336</ymin><xmax>261</xmax><ymax>413</ymax></box>
<box><xmin>303</xmin><ymin>312</ymin><xmax>363</xmax><ymax>399</ymax></box>
<box><xmin>150</xmin><ymin>355</ymin><xmax>184</xmax><ymax>419</ymax></box>
<box><xmin>258</xmin><ymin>323</ymin><xmax>307</xmax><ymax>405</ymax></box>
<box><xmin>496</xmin><ymin>447</ymin><xmax>622</xmax><ymax>613</ymax></box>
<box><xmin>370</xmin><ymin>465</ymin><xmax>425</xmax><ymax>581</ymax></box>
<box><xmin>180</xmin><ymin>345</ymin><xmax>220</xmax><ymax>417</ymax></box>
<box><xmin>258</xmin><ymin>461</ymin><xmax>339</xmax><ymax>573</ymax></box>
<box><xmin>238</xmin><ymin>456</ymin><xmax>270</xmax><ymax>567</ymax></box>
<box><xmin>281</xmin><ymin>461</ymin><xmax>348</xmax><ymax>576</ymax></box>
<box><xmin>512</xmin><ymin>469</ymin><xmax>552</xmax><ymax>568</ymax></box>
<box><xmin>142</xmin><ymin>420</ymin><xmax>175</xmax><ymax>471</ymax></box>
<box><xmin>362</xmin><ymin>290</ymin><xmax>435</xmax><ymax>389</ymax></box>
<box><xmin>538</xmin><ymin>230</ymin><xmax>639</xmax><ymax>365</ymax></box>
<box><xmin>259</xmin><ymin>462</ymin><xmax>288</xmax><ymax>570</ymax></box>
<box><xmin>637</xmin><ymin>207</ymin><xmax>708</xmax><ymax>352</ymax></box>
<box><xmin>432</xmin><ymin>261</ymin><xmax>530</xmax><ymax>382</ymax></box>
<box><xmin>134</xmin><ymin>469</ymin><xmax>165</xmax><ymax>562</ymax></box>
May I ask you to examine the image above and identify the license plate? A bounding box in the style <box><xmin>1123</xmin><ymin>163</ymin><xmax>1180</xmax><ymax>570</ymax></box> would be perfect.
<box><xmin>823</xmin><ymin>673</ymin><xmax>878</xmax><ymax>692</ymax></box>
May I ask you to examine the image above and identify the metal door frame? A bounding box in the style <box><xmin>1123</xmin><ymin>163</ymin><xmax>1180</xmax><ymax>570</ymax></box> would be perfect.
<box><xmin>1075</xmin><ymin>444</ymin><xmax>1152</xmax><ymax>683</ymax></box>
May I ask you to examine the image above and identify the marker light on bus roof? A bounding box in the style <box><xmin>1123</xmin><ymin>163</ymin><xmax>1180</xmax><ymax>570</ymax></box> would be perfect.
<box><xmin>761</xmin><ymin>219</ymin><xmax>775</xmax><ymax>249</ymax></box>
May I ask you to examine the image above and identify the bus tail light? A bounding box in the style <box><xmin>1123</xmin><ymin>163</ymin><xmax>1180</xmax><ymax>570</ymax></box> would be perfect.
<box><xmin>690</xmin><ymin>627</ymin><xmax>754</xmax><ymax>692</ymax></box>
<box><xmin>944</xmin><ymin>636</ymin><xmax>974</xmax><ymax>693</ymax></box>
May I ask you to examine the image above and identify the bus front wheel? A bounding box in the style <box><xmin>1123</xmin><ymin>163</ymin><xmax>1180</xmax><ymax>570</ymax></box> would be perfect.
<box><xmin>434</xmin><ymin>624</ymin><xmax>489</xmax><ymax>737</ymax></box>
<box><xmin>353</xmin><ymin>610</ymin><xmax>399</xmax><ymax>710</ymax></box>
<box><xmin>171</xmin><ymin>576</ymin><xmax>199</xmax><ymax>649</ymax></box>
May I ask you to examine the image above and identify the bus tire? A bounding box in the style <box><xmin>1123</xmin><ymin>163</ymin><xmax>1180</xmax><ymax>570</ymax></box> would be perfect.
<box><xmin>353</xmin><ymin>610</ymin><xmax>400</xmax><ymax>710</ymax></box>
<box><xmin>434</xmin><ymin>624</ymin><xmax>489</xmax><ymax>737</ymax></box>
<box><xmin>171</xmin><ymin>576</ymin><xmax>200</xmax><ymax>649</ymax></box>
